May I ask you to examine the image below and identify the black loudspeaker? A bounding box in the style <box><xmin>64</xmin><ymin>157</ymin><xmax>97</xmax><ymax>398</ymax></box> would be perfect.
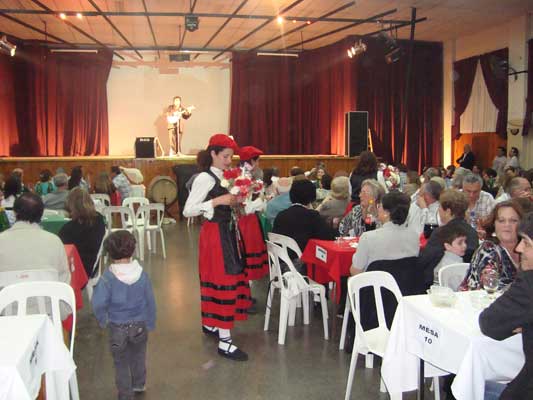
<box><xmin>135</xmin><ymin>137</ymin><xmax>155</xmax><ymax>158</ymax></box>
<box><xmin>345</xmin><ymin>111</ymin><xmax>368</xmax><ymax>157</ymax></box>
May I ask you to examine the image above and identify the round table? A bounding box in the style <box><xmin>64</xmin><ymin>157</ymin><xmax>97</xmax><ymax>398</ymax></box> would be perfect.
<box><xmin>40</xmin><ymin>215</ymin><xmax>70</xmax><ymax>235</ymax></box>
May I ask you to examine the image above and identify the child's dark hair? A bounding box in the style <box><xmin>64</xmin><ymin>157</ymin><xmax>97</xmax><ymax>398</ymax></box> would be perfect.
<box><xmin>104</xmin><ymin>230</ymin><xmax>137</xmax><ymax>260</ymax></box>
<box><xmin>438</xmin><ymin>223</ymin><xmax>469</xmax><ymax>246</ymax></box>
<box><xmin>197</xmin><ymin>145</ymin><xmax>226</xmax><ymax>172</ymax></box>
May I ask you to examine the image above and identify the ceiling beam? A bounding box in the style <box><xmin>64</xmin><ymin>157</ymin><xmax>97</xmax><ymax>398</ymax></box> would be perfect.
<box><xmin>178</xmin><ymin>0</ymin><xmax>198</xmax><ymax>50</ymax></box>
<box><xmin>0</xmin><ymin>8</ymin><xmax>414</xmax><ymax>25</ymax></box>
<box><xmin>249</xmin><ymin>1</ymin><xmax>355</xmax><ymax>53</ymax></box>
<box><xmin>282</xmin><ymin>8</ymin><xmax>398</xmax><ymax>50</ymax></box>
<box><xmin>87</xmin><ymin>0</ymin><xmax>142</xmax><ymax>59</ymax></box>
<box><xmin>27</xmin><ymin>0</ymin><xmax>125</xmax><ymax>60</ymax></box>
<box><xmin>361</xmin><ymin>17</ymin><xmax>427</xmax><ymax>38</ymax></box>
<box><xmin>0</xmin><ymin>12</ymin><xmax>74</xmax><ymax>45</ymax></box>
<box><xmin>141</xmin><ymin>0</ymin><xmax>160</xmax><ymax>60</ymax></box>
<box><xmin>212</xmin><ymin>0</ymin><xmax>306</xmax><ymax>60</ymax></box>
<box><xmin>193</xmin><ymin>0</ymin><xmax>249</xmax><ymax>61</ymax></box>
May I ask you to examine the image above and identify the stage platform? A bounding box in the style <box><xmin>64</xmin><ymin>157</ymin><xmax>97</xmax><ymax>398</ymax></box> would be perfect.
<box><xmin>0</xmin><ymin>155</ymin><xmax>358</xmax><ymax>187</ymax></box>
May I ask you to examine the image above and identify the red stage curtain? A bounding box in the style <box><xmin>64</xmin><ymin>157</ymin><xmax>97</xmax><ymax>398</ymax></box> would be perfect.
<box><xmin>231</xmin><ymin>37</ymin><xmax>442</xmax><ymax>170</ymax></box>
<box><xmin>1</xmin><ymin>47</ymin><xmax>112</xmax><ymax>156</ymax></box>
<box><xmin>480</xmin><ymin>48</ymin><xmax>508</xmax><ymax>139</ymax></box>
<box><xmin>523</xmin><ymin>39</ymin><xmax>533</xmax><ymax>136</ymax></box>
<box><xmin>452</xmin><ymin>56</ymin><xmax>478</xmax><ymax>140</ymax></box>
<box><xmin>0</xmin><ymin>54</ymin><xmax>19</xmax><ymax>156</ymax></box>
<box><xmin>356</xmin><ymin>39</ymin><xmax>443</xmax><ymax>170</ymax></box>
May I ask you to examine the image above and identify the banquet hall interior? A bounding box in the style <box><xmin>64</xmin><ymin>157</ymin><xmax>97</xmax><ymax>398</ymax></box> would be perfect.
<box><xmin>1</xmin><ymin>0</ymin><xmax>533</xmax><ymax>399</ymax></box>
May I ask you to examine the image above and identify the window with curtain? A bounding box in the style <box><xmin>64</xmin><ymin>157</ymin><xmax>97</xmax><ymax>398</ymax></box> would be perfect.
<box><xmin>460</xmin><ymin>60</ymin><xmax>498</xmax><ymax>134</ymax></box>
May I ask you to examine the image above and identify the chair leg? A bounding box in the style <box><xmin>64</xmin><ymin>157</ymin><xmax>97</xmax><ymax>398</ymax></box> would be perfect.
<box><xmin>288</xmin><ymin>298</ymin><xmax>297</xmax><ymax>326</ymax></box>
<box><xmin>344</xmin><ymin>347</ymin><xmax>358</xmax><ymax>400</ymax></box>
<box><xmin>380</xmin><ymin>377</ymin><xmax>387</xmax><ymax>393</ymax></box>
<box><xmin>302</xmin><ymin>290</ymin><xmax>310</xmax><ymax>325</ymax></box>
<box><xmin>146</xmin><ymin>229</ymin><xmax>152</xmax><ymax>252</ymax></box>
<box><xmin>319</xmin><ymin>290</ymin><xmax>329</xmax><ymax>340</ymax></box>
<box><xmin>278</xmin><ymin>296</ymin><xmax>290</xmax><ymax>345</ymax></box>
<box><xmin>365</xmin><ymin>353</ymin><xmax>374</xmax><ymax>368</ymax></box>
<box><xmin>69</xmin><ymin>372</ymin><xmax>81</xmax><ymax>400</ymax></box>
<box><xmin>86</xmin><ymin>283</ymin><xmax>94</xmax><ymax>301</ymax></box>
<box><xmin>339</xmin><ymin>296</ymin><xmax>350</xmax><ymax>350</ymax></box>
<box><xmin>138</xmin><ymin>230</ymin><xmax>145</xmax><ymax>260</ymax></box>
<box><xmin>432</xmin><ymin>377</ymin><xmax>441</xmax><ymax>400</ymax></box>
<box><xmin>264</xmin><ymin>286</ymin><xmax>274</xmax><ymax>331</ymax></box>
<box><xmin>160</xmin><ymin>229</ymin><xmax>166</xmax><ymax>259</ymax></box>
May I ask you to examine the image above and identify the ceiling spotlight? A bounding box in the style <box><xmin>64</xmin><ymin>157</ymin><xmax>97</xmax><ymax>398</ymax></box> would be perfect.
<box><xmin>0</xmin><ymin>35</ymin><xmax>16</xmax><ymax>57</ymax></box>
<box><xmin>76</xmin><ymin>13</ymin><xmax>83</xmax><ymax>19</ymax></box>
<box><xmin>347</xmin><ymin>39</ymin><xmax>367</xmax><ymax>59</ymax></box>
<box><xmin>59</xmin><ymin>13</ymin><xmax>67</xmax><ymax>20</ymax></box>
<box><xmin>379</xmin><ymin>30</ymin><xmax>401</xmax><ymax>63</ymax></box>
<box><xmin>385</xmin><ymin>47</ymin><xmax>402</xmax><ymax>64</ymax></box>
<box><xmin>306</xmin><ymin>20</ymin><xmax>311</xmax><ymax>25</ymax></box>
<box><xmin>292</xmin><ymin>19</ymin><xmax>297</xmax><ymax>24</ymax></box>
<box><xmin>277</xmin><ymin>16</ymin><xmax>284</xmax><ymax>24</ymax></box>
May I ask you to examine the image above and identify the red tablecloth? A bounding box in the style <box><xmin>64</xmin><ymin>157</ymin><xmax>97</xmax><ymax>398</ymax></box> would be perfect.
<box><xmin>301</xmin><ymin>238</ymin><xmax>358</xmax><ymax>303</ymax></box>
<box><xmin>64</xmin><ymin>244</ymin><xmax>88</xmax><ymax>331</ymax></box>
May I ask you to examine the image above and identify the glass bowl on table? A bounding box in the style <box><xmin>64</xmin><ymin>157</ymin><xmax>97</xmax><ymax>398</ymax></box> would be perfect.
<box><xmin>481</xmin><ymin>268</ymin><xmax>500</xmax><ymax>299</ymax></box>
<box><xmin>427</xmin><ymin>285</ymin><xmax>457</xmax><ymax>307</ymax></box>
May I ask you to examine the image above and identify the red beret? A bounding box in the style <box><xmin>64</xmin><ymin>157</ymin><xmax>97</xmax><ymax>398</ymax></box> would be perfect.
<box><xmin>208</xmin><ymin>133</ymin><xmax>239</xmax><ymax>151</ymax></box>
<box><xmin>239</xmin><ymin>146</ymin><xmax>264</xmax><ymax>161</ymax></box>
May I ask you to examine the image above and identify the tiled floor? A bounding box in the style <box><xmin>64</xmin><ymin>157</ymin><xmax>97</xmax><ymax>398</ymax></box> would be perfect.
<box><xmin>75</xmin><ymin>221</ymin><xmax>431</xmax><ymax>399</ymax></box>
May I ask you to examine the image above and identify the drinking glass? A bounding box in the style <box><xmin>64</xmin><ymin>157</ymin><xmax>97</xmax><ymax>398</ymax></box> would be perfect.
<box><xmin>482</xmin><ymin>269</ymin><xmax>500</xmax><ymax>299</ymax></box>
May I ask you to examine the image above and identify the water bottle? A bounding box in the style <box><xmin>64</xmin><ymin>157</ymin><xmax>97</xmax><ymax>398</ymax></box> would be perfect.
<box><xmin>469</xmin><ymin>210</ymin><xmax>477</xmax><ymax>230</ymax></box>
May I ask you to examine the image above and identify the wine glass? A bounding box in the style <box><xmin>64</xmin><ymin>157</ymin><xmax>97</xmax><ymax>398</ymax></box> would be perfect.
<box><xmin>482</xmin><ymin>269</ymin><xmax>500</xmax><ymax>299</ymax></box>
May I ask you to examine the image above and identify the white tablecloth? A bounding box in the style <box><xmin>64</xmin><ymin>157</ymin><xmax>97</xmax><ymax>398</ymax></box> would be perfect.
<box><xmin>381</xmin><ymin>291</ymin><xmax>524</xmax><ymax>400</ymax></box>
<box><xmin>0</xmin><ymin>315</ymin><xmax>76</xmax><ymax>400</ymax></box>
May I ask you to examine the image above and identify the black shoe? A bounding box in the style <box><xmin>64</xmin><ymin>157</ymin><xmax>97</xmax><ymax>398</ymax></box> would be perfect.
<box><xmin>218</xmin><ymin>339</ymin><xmax>249</xmax><ymax>361</ymax></box>
<box><xmin>202</xmin><ymin>326</ymin><xmax>218</xmax><ymax>337</ymax></box>
<box><xmin>247</xmin><ymin>303</ymin><xmax>258</xmax><ymax>314</ymax></box>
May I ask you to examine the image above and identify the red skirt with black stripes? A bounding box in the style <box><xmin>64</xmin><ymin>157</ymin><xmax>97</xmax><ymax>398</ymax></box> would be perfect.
<box><xmin>238</xmin><ymin>213</ymin><xmax>269</xmax><ymax>281</ymax></box>
<box><xmin>198</xmin><ymin>221</ymin><xmax>251</xmax><ymax>329</ymax></box>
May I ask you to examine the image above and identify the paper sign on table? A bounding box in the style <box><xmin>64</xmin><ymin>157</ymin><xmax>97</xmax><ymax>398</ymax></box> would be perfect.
<box><xmin>315</xmin><ymin>246</ymin><xmax>327</xmax><ymax>263</ymax></box>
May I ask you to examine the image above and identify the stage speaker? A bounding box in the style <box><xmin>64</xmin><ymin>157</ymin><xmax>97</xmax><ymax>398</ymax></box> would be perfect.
<box><xmin>345</xmin><ymin>111</ymin><xmax>368</xmax><ymax>157</ymax></box>
<box><xmin>135</xmin><ymin>137</ymin><xmax>155</xmax><ymax>158</ymax></box>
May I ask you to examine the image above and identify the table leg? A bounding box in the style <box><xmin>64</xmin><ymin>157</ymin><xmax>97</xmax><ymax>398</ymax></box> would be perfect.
<box><xmin>418</xmin><ymin>358</ymin><xmax>425</xmax><ymax>400</ymax></box>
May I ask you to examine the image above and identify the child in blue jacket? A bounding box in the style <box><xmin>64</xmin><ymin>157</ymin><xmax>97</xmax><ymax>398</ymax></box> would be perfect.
<box><xmin>92</xmin><ymin>230</ymin><xmax>156</xmax><ymax>400</ymax></box>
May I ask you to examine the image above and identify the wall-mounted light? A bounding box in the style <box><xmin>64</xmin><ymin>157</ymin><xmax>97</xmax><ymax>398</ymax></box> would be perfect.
<box><xmin>0</xmin><ymin>35</ymin><xmax>16</xmax><ymax>57</ymax></box>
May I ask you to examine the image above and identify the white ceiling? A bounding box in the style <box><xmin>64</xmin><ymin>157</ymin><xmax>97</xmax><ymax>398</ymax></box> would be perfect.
<box><xmin>0</xmin><ymin>0</ymin><xmax>531</xmax><ymax>62</ymax></box>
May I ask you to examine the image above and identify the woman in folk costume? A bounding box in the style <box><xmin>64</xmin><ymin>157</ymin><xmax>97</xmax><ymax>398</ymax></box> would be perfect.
<box><xmin>183</xmin><ymin>134</ymin><xmax>251</xmax><ymax>361</ymax></box>
<box><xmin>238</xmin><ymin>146</ymin><xmax>269</xmax><ymax>286</ymax></box>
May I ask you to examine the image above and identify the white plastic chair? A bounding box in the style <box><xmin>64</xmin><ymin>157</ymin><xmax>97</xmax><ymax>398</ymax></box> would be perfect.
<box><xmin>85</xmin><ymin>241</ymin><xmax>105</xmax><ymax>301</ymax></box>
<box><xmin>42</xmin><ymin>209</ymin><xmax>59</xmax><ymax>217</ymax></box>
<box><xmin>103</xmin><ymin>206</ymin><xmax>144</xmax><ymax>260</ymax></box>
<box><xmin>138</xmin><ymin>203</ymin><xmax>166</xmax><ymax>259</ymax></box>
<box><xmin>123</xmin><ymin>197</ymin><xmax>150</xmax><ymax>227</ymax></box>
<box><xmin>265</xmin><ymin>241</ymin><xmax>328</xmax><ymax>345</ymax></box>
<box><xmin>438</xmin><ymin>262</ymin><xmax>469</xmax><ymax>291</ymax></box>
<box><xmin>90</xmin><ymin>193</ymin><xmax>111</xmax><ymax>206</ymax></box>
<box><xmin>0</xmin><ymin>281</ymin><xmax>80</xmax><ymax>400</ymax></box>
<box><xmin>344</xmin><ymin>271</ymin><xmax>403</xmax><ymax>400</ymax></box>
<box><xmin>0</xmin><ymin>269</ymin><xmax>59</xmax><ymax>314</ymax></box>
<box><xmin>267</xmin><ymin>232</ymin><xmax>305</xmax><ymax>324</ymax></box>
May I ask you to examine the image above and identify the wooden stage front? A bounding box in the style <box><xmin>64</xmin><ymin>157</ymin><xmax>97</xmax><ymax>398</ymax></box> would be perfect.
<box><xmin>0</xmin><ymin>155</ymin><xmax>358</xmax><ymax>188</ymax></box>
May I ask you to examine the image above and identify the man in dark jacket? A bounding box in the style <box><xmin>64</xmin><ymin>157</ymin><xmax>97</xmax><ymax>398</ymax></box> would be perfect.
<box><xmin>418</xmin><ymin>189</ymin><xmax>478</xmax><ymax>289</ymax></box>
<box><xmin>479</xmin><ymin>212</ymin><xmax>533</xmax><ymax>400</ymax></box>
<box><xmin>456</xmin><ymin>144</ymin><xmax>476</xmax><ymax>171</ymax></box>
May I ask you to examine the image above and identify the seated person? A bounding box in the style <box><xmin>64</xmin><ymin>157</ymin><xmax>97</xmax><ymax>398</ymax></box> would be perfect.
<box><xmin>59</xmin><ymin>188</ymin><xmax>106</xmax><ymax>277</ymax></box>
<box><xmin>351</xmin><ymin>191</ymin><xmax>419</xmax><ymax>275</ymax></box>
<box><xmin>432</xmin><ymin>223</ymin><xmax>469</xmax><ymax>285</ymax></box>
<box><xmin>273</xmin><ymin>179</ymin><xmax>336</xmax><ymax>260</ymax></box>
<box><xmin>1</xmin><ymin>176</ymin><xmax>21</xmax><ymax>226</ymax></box>
<box><xmin>482</xmin><ymin>168</ymin><xmax>499</xmax><ymax>198</ymax></box>
<box><xmin>43</xmin><ymin>173</ymin><xmax>69</xmax><ymax>211</ymax></box>
<box><xmin>463</xmin><ymin>173</ymin><xmax>496</xmax><ymax>229</ymax></box>
<box><xmin>460</xmin><ymin>200</ymin><xmax>523</xmax><ymax>291</ymax></box>
<box><xmin>34</xmin><ymin>169</ymin><xmax>55</xmax><ymax>196</ymax></box>
<box><xmin>0</xmin><ymin>193</ymin><xmax>70</xmax><ymax>284</ymax></box>
<box><xmin>339</xmin><ymin>179</ymin><xmax>384</xmax><ymax>237</ymax></box>
<box><xmin>419</xmin><ymin>189</ymin><xmax>479</xmax><ymax>289</ymax></box>
<box><xmin>110</xmin><ymin>166</ymin><xmax>131</xmax><ymax>201</ymax></box>
<box><xmin>316</xmin><ymin>176</ymin><xmax>350</xmax><ymax>228</ymax></box>
<box><xmin>479</xmin><ymin>212</ymin><xmax>533</xmax><ymax>400</ymax></box>
<box><xmin>407</xmin><ymin>180</ymin><xmax>442</xmax><ymax>237</ymax></box>
<box><xmin>265</xmin><ymin>177</ymin><xmax>292</xmax><ymax>225</ymax></box>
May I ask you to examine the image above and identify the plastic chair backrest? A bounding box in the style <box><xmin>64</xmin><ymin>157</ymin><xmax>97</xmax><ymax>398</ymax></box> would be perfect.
<box><xmin>103</xmin><ymin>206</ymin><xmax>136</xmax><ymax>229</ymax></box>
<box><xmin>348</xmin><ymin>271</ymin><xmax>403</xmax><ymax>339</ymax></box>
<box><xmin>0</xmin><ymin>281</ymin><xmax>76</xmax><ymax>353</ymax></box>
<box><xmin>123</xmin><ymin>197</ymin><xmax>149</xmax><ymax>209</ymax></box>
<box><xmin>137</xmin><ymin>204</ymin><xmax>164</xmax><ymax>229</ymax></box>
<box><xmin>0</xmin><ymin>269</ymin><xmax>59</xmax><ymax>287</ymax></box>
<box><xmin>266</xmin><ymin>241</ymin><xmax>290</xmax><ymax>291</ymax></box>
<box><xmin>42</xmin><ymin>209</ymin><xmax>59</xmax><ymax>217</ymax></box>
<box><xmin>438</xmin><ymin>262</ymin><xmax>469</xmax><ymax>291</ymax></box>
<box><xmin>267</xmin><ymin>240</ymin><xmax>308</xmax><ymax>290</ymax></box>
<box><xmin>267</xmin><ymin>232</ymin><xmax>303</xmax><ymax>258</ymax></box>
<box><xmin>90</xmin><ymin>194</ymin><xmax>111</xmax><ymax>206</ymax></box>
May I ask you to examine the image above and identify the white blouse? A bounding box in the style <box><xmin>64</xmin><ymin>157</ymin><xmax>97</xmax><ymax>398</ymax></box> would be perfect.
<box><xmin>183</xmin><ymin>167</ymin><xmax>221</xmax><ymax>220</ymax></box>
